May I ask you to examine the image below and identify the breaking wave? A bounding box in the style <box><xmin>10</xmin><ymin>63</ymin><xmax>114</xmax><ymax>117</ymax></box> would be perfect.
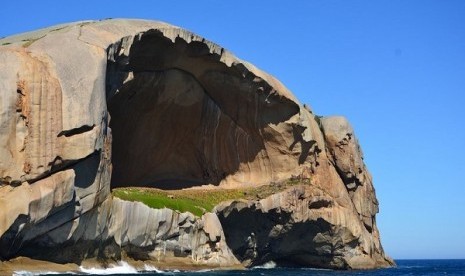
<box><xmin>79</xmin><ymin>261</ymin><xmax>164</xmax><ymax>274</ymax></box>
<box><xmin>79</xmin><ymin>261</ymin><xmax>137</xmax><ymax>274</ymax></box>
<box><xmin>252</xmin><ymin>260</ymin><xmax>277</xmax><ymax>269</ymax></box>
<box><xmin>142</xmin><ymin>263</ymin><xmax>165</xmax><ymax>273</ymax></box>
<box><xmin>13</xmin><ymin>261</ymin><xmax>167</xmax><ymax>275</ymax></box>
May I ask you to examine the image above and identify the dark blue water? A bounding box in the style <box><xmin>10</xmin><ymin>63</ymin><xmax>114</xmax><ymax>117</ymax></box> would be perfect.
<box><xmin>165</xmin><ymin>260</ymin><xmax>464</xmax><ymax>276</ymax></box>
<box><xmin>15</xmin><ymin>259</ymin><xmax>465</xmax><ymax>276</ymax></box>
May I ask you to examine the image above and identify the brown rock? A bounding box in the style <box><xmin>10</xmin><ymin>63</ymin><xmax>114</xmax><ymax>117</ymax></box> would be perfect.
<box><xmin>0</xmin><ymin>19</ymin><xmax>392</xmax><ymax>270</ymax></box>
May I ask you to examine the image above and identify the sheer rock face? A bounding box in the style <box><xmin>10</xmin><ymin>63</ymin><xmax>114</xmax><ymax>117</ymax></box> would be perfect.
<box><xmin>320</xmin><ymin>116</ymin><xmax>380</xmax><ymax>234</ymax></box>
<box><xmin>15</xmin><ymin>197</ymin><xmax>239</xmax><ymax>266</ymax></box>
<box><xmin>0</xmin><ymin>19</ymin><xmax>392</xmax><ymax>269</ymax></box>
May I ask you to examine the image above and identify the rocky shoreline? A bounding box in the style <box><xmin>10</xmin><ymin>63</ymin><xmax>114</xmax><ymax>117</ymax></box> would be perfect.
<box><xmin>0</xmin><ymin>256</ymin><xmax>245</xmax><ymax>275</ymax></box>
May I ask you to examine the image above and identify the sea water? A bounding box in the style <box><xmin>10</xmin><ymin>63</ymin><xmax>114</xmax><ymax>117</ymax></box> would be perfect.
<box><xmin>12</xmin><ymin>259</ymin><xmax>465</xmax><ymax>276</ymax></box>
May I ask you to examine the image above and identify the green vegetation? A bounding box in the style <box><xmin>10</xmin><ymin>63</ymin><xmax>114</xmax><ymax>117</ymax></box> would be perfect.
<box><xmin>50</xmin><ymin>27</ymin><xmax>66</xmax><ymax>32</ymax></box>
<box><xmin>2</xmin><ymin>42</ymin><xmax>11</xmax><ymax>45</ymax></box>
<box><xmin>112</xmin><ymin>178</ymin><xmax>310</xmax><ymax>217</ymax></box>
<box><xmin>314</xmin><ymin>115</ymin><xmax>323</xmax><ymax>128</ymax></box>
<box><xmin>113</xmin><ymin>188</ymin><xmax>242</xmax><ymax>217</ymax></box>
<box><xmin>22</xmin><ymin>35</ymin><xmax>45</xmax><ymax>48</ymax></box>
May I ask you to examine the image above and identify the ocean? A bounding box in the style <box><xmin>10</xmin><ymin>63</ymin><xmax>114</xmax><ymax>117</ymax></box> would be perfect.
<box><xmin>12</xmin><ymin>259</ymin><xmax>465</xmax><ymax>276</ymax></box>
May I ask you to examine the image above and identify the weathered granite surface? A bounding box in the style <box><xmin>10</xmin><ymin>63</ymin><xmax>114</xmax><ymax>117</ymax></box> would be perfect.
<box><xmin>0</xmin><ymin>19</ymin><xmax>393</xmax><ymax>269</ymax></box>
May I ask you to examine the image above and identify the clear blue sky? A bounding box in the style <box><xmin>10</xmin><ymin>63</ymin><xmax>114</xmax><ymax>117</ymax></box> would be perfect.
<box><xmin>1</xmin><ymin>0</ymin><xmax>464</xmax><ymax>260</ymax></box>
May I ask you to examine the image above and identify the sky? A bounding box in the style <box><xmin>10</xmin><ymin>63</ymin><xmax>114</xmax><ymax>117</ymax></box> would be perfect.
<box><xmin>1</xmin><ymin>0</ymin><xmax>464</xmax><ymax>260</ymax></box>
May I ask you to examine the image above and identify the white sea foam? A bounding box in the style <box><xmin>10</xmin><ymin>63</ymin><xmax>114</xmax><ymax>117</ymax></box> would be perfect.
<box><xmin>252</xmin><ymin>260</ymin><xmax>277</xmax><ymax>269</ymax></box>
<box><xmin>13</xmin><ymin>271</ymin><xmax>64</xmax><ymax>276</ymax></box>
<box><xmin>78</xmin><ymin>261</ymin><xmax>168</xmax><ymax>274</ymax></box>
<box><xmin>142</xmin><ymin>263</ymin><xmax>164</xmax><ymax>273</ymax></box>
<box><xmin>14</xmin><ymin>261</ymin><xmax>167</xmax><ymax>275</ymax></box>
<box><xmin>79</xmin><ymin>261</ymin><xmax>138</xmax><ymax>274</ymax></box>
<box><xmin>193</xmin><ymin>268</ymin><xmax>214</xmax><ymax>272</ymax></box>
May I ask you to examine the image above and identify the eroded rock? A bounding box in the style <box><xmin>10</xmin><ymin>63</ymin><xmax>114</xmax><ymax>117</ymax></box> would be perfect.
<box><xmin>15</xmin><ymin>198</ymin><xmax>238</xmax><ymax>267</ymax></box>
<box><xmin>106</xmin><ymin>29</ymin><xmax>305</xmax><ymax>189</ymax></box>
<box><xmin>0</xmin><ymin>19</ymin><xmax>392</xmax><ymax>270</ymax></box>
<box><xmin>320</xmin><ymin>116</ymin><xmax>380</xmax><ymax>234</ymax></box>
<box><xmin>216</xmin><ymin>185</ymin><xmax>392</xmax><ymax>269</ymax></box>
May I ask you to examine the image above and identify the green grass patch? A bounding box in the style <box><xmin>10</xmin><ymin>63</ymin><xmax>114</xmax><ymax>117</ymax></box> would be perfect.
<box><xmin>112</xmin><ymin>178</ymin><xmax>310</xmax><ymax>217</ymax></box>
<box><xmin>112</xmin><ymin>188</ymin><xmax>242</xmax><ymax>217</ymax></box>
<box><xmin>22</xmin><ymin>35</ymin><xmax>46</xmax><ymax>48</ymax></box>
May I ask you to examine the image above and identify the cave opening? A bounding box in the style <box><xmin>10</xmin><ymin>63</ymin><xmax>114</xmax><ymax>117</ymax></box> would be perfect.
<box><xmin>106</xmin><ymin>30</ymin><xmax>299</xmax><ymax>190</ymax></box>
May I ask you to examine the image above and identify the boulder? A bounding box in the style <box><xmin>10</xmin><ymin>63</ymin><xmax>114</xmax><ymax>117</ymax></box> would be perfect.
<box><xmin>0</xmin><ymin>19</ymin><xmax>392</xmax><ymax>269</ymax></box>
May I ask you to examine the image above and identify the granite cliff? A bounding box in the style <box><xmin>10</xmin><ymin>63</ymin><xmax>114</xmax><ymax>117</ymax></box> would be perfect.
<box><xmin>0</xmin><ymin>19</ymin><xmax>393</xmax><ymax>270</ymax></box>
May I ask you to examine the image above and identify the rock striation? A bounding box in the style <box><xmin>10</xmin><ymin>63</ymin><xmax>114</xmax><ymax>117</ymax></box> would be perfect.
<box><xmin>0</xmin><ymin>19</ymin><xmax>393</xmax><ymax>270</ymax></box>
<box><xmin>17</xmin><ymin>197</ymin><xmax>238</xmax><ymax>267</ymax></box>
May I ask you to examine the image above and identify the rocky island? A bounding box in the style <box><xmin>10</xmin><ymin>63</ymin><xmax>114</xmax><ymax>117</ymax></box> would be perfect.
<box><xmin>0</xmin><ymin>19</ymin><xmax>393</xmax><ymax>273</ymax></box>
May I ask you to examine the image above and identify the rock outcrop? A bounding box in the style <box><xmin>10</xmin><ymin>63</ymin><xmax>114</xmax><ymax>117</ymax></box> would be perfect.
<box><xmin>16</xmin><ymin>197</ymin><xmax>238</xmax><ymax>267</ymax></box>
<box><xmin>0</xmin><ymin>19</ymin><xmax>392</xmax><ymax>270</ymax></box>
<box><xmin>216</xmin><ymin>185</ymin><xmax>387</xmax><ymax>269</ymax></box>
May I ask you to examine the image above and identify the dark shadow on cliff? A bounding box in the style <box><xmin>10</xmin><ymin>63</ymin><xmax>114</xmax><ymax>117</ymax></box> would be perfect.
<box><xmin>0</xmin><ymin>215</ymin><xmax>28</xmax><ymax>259</ymax></box>
<box><xmin>106</xmin><ymin>30</ymin><xmax>300</xmax><ymax>189</ymax></box>
<box><xmin>216</xmin><ymin>203</ymin><xmax>335</xmax><ymax>268</ymax></box>
<box><xmin>72</xmin><ymin>152</ymin><xmax>100</xmax><ymax>189</ymax></box>
<box><xmin>0</xmin><ymin>153</ymin><xmax>104</xmax><ymax>261</ymax></box>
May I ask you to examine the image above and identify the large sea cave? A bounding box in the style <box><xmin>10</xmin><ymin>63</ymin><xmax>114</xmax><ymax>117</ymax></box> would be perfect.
<box><xmin>106</xmin><ymin>30</ymin><xmax>299</xmax><ymax>189</ymax></box>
